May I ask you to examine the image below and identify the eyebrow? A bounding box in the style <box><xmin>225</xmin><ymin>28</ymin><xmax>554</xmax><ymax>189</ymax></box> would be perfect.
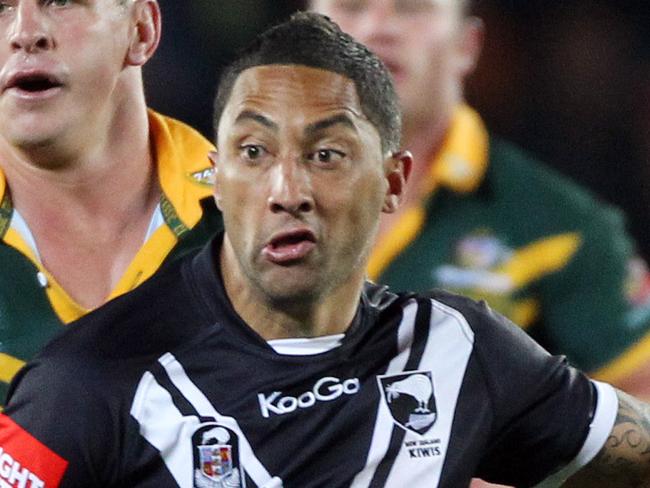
<box><xmin>234</xmin><ymin>110</ymin><xmax>278</xmax><ymax>131</ymax></box>
<box><xmin>233</xmin><ymin>110</ymin><xmax>357</xmax><ymax>136</ymax></box>
<box><xmin>305</xmin><ymin>114</ymin><xmax>357</xmax><ymax>137</ymax></box>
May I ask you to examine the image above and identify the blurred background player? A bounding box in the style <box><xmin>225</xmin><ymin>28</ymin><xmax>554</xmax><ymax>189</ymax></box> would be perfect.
<box><xmin>0</xmin><ymin>0</ymin><xmax>221</xmax><ymax>402</ymax></box>
<box><xmin>308</xmin><ymin>0</ymin><xmax>650</xmax><ymax>398</ymax></box>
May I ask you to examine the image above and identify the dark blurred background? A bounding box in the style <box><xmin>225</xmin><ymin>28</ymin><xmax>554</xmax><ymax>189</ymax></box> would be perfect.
<box><xmin>145</xmin><ymin>0</ymin><xmax>650</xmax><ymax>260</ymax></box>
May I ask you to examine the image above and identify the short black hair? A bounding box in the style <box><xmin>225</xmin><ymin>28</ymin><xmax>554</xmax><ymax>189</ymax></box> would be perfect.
<box><xmin>213</xmin><ymin>11</ymin><xmax>401</xmax><ymax>153</ymax></box>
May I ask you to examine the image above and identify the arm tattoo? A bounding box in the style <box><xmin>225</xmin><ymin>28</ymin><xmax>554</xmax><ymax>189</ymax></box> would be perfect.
<box><xmin>565</xmin><ymin>389</ymin><xmax>650</xmax><ymax>487</ymax></box>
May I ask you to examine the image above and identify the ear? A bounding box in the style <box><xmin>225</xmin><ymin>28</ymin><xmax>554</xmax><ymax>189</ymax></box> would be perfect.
<box><xmin>208</xmin><ymin>150</ymin><xmax>223</xmax><ymax>211</ymax></box>
<box><xmin>382</xmin><ymin>151</ymin><xmax>413</xmax><ymax>214</ymax></box>
<box><xmin>456</xmin><ymin>17</ymin><xmax>484</xmax><ymax>78</ymax></box>
<box><xmin>125</xmin><ymin>0</ymin><xmax>162</xmax><ymax>67</ymax></box>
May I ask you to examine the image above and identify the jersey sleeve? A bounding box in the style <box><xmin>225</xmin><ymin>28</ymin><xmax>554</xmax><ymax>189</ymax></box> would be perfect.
<box><xmin>460</xmin><ymin>298</ymin><xmax>618</xmax><ymax>487</ymax></box>
<box><xmin>0</xmin><ymin>357</ymin><xmax>120</xmax><ymax>487</ymax></box>
<box><xmin>533</xmin><ymin>380</ymin><xmax>618</xmax><ymax>487</ymax></box>
<box><xmin>540</xmin><ymin>206</ymin><xmax>650</xmax><ymax>373</ymax></box>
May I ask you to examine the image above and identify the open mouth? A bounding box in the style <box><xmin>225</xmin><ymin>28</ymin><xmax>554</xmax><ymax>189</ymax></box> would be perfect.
<box><xmin>6</xmin><ymin>73</ymin><xmax>63</xmax><ymax>94</ymax></box>
<box><xmin>269</xmin><ymin>230</ymin><xmax>316</xmax><ymax>250</ymax></box>
<box><xmin>263</xmin><ymin>229</ymin><xmax>317</xmax><ymax>264</ymax></box>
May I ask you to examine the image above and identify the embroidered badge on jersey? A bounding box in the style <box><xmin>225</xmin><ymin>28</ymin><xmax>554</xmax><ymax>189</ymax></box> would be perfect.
<box><xmin>0</xmin><ymin>414</ymin><xmax>68</xmax><ymax>488</ymax></box>
<box><xmin>192</xmin><ymin>422</ymin><xmax>244</xmax><ymax>488</ymax></box>
<box><xmin>377</xmin><ymin>371</ymin><xmax>437</xmax><ymax>435</ymax></box>
<box><xmin>434</xmin><ymin>231</ymin><xmax>515</xmax><ymax>295</ymax></box>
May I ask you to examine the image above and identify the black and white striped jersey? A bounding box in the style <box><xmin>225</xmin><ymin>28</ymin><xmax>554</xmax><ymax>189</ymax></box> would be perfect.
<box><xmin>2</xmin><ymin>237</ymin><xmax>617</xmax><ymax>488</ymax></box>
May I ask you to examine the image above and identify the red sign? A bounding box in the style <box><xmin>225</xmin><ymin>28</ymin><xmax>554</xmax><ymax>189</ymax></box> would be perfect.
<box><xmin>0</xmin><ymin>414</ymin><xmax>68</xmax><ymax>487</ymax></box>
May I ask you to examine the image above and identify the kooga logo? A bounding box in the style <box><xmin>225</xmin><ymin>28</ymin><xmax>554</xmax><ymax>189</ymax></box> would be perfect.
<box><xmin>258</xmin><ymin>376</ymin><xmax>360</xmax><ymax>418</ymax></box>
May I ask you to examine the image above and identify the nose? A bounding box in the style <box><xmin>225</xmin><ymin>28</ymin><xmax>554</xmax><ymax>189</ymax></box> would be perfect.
<box><xmin>267</xmin><ymin>159</ymin><xmax>314</xmax><ymax>216</ymax></box>
<box><xmin>354</xmin><ymin>3</ymin><xmax>401</xmax><ymax>46</ymax></box>
<box><xmin>10</xmin><ymin>3</ymin><xmax>54</xmax><ymax>53</ymax></box>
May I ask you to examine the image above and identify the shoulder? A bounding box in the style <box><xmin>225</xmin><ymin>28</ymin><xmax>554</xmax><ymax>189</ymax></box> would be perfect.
<box><xmin>31</xmin><ymin>252</ymin><xmax>209</xmax><ymax>382</ymax></box>
<box><xmin>383</xmin><ymin>287</ymin><xmax>501</xmax><ymax>349</ymax></box>
<box><xmin>409</xmin><ymin>288</ymin><xmax>559</xmax><ymax>367</ymax></box>
<box><xmin>411</xmin><ymin>288</ymin><xmax>496</xmax><ymax>332</ymax></box>
<box><xmin>487</xmin><ymin>137</ymin><xmax>625</xmax><ymax>228</ymax></box>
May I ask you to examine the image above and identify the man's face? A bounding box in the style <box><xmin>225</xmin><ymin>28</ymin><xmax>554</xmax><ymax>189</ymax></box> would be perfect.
<box><xmin>312</xmin><ymin>0</ymin><xmax>472</xmax><ymax>128</ymax></box>
<box><xmin>0</xmin><ymin>0</ymin><xmax>136</xmax><ymax>149</ymax></box>
<box><xmin>214</xmin><ymin>65</ymin><xmax>403</xmax><ymax>305</ymax></box>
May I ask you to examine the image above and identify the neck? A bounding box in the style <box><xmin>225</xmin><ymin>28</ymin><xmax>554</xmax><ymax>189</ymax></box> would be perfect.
<box><xmin>0</xmin><ymin>81</ymin><xmax>155</xmax><ymax>227</ymax></box>
<box><xmin>402</xmin><ymin>112</ymin><xmax>452</xmax><ymax>171</ymax></box>
<box><xmin>220</xmin><ymin>236</ymin><xmax>364</xmax><ymax>341</ymax></box>
<box><xmin>388</xmin><ymin>113</ymin><xmax>450</xmax><ymax>211</ymax></box>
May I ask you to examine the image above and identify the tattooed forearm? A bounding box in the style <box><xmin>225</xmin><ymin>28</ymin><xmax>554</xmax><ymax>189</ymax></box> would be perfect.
<box><xmin>564</xmin><ymin>389</ymin><xmax>650</xmax><ymax>487</ymax></box>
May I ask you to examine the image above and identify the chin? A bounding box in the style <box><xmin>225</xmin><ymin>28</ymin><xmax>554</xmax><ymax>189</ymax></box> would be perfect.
<box><xmin>266</xmin><ymin>286</ymin><xmax>320</xmax><ymax>306</ymax></box>
<box><xmin>3</xmin><ymin>119</ymin><xmax>62</xmax><ymax>150</ymax></box>
<box><xmin>10</xmin><ymin>132</ymin><xmax>56</xmax><ymax>149</ymax></box>
<box><xmin>261</xmin><ymin>278</ymin><xmax>324</xmax><ymax>308</ymax></box>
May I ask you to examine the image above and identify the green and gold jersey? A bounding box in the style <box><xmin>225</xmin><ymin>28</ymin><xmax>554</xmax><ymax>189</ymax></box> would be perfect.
<box><xmin>0</xmin><ymin>111</ymin><xmax>223</xmax><ymax>402</ymax></box>
<box><xmin>369</xmin><ymin>105</ymin><xmax>650</xmax><ymax>379</ymax></box>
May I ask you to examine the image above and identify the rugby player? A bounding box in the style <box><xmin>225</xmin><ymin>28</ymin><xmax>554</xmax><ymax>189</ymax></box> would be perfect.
<box><xmin>1</xmin><ymin>12</ymin><xmax>649</xmax><ymax>488</ymax></box>
<box><xmin>0</xmin><ymin>0</ymin><xmax>222</xmax><ymax>403</ymax></box>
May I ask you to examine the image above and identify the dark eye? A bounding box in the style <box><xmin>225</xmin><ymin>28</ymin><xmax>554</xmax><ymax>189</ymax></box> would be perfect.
<box><xmin>309</xmin><ymin>149</ymin><xmax>345</xmax><ymax>164</ymax></box>
<box><xmin>47</xmin><ymin>0</ymin><xmax>70</xmax><ymax>6</ymax></box>
<box><xmin>240</xmin><ymin>144</ymin><xmax>266</xmax><ymax>162</ymax></box>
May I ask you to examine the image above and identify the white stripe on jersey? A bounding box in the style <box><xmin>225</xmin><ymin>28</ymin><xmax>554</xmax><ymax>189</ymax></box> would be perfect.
<box><xmin>131</xmin><ymin>371</ymin><xmax>201</xmax><ymax>488</ymax></box>
<box><xmin>158</xmin><ymin>353</ymin><xmax>284</xmax><ymax>488</ymax></box>
<box><xmin>533</xmin><ymin>380</ymin><xmax>619</xmax><ymax>487</ymax></box>
<box><xmin>382</xmin><ymin>299</ymin><xmax>475</xmax><ymax>488</ymax></box>
<box><xmin>350</xmin><ymin>299</ymin><xmax>419</xmax><ymax>487</ymax></box>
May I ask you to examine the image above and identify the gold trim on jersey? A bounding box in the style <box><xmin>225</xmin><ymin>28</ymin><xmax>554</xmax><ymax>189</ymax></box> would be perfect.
<box><xmin>422</xmin><ymin>105</ymin><xmax>490</xmax><ymax>196</ymax></box>
<box><xmin>0</xmin><ymin>191</ymin><xmax>12</xmax><ymax>238</ymax></box>
<box><xmin>0</xmin><ymin>353</ymin><xmax>25</xmax><ymax>384</ymax></box>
